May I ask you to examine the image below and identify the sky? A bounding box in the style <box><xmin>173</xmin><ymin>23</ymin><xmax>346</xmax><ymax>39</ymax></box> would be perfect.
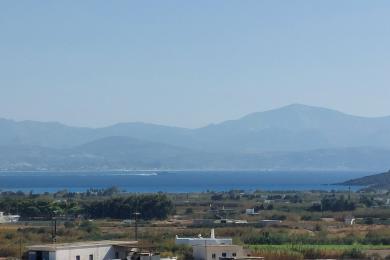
<box><xmin>1</xmin><ymin>1</ymin><xmax>390</xmax><ymax>128</ymax></box>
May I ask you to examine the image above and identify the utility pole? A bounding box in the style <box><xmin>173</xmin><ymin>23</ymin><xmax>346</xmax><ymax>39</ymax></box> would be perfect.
<box><xmin>133</xmin><ymin>212</ymin><xmax>141</xmax><ymax>241</ymax></box>
<box><xmin>52</xmin><ymin>212</ymin><xmax>57</xmax><ymax>243</ymax></box>
<box><xmin>19</xmin><ymin>229</ymin><xmax>22</xmax><ymax>259</ymax></box>
<box><xmin>348</xmin><ymin>186</ymin><xmax>351</xmax><ymax>200</ymax></box>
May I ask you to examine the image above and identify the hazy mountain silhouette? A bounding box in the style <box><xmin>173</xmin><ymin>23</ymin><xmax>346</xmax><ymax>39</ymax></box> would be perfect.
<box><xmin>2</xmin><ymin>104</ymin><xmax>390</xmax><ymax>152</ymax></box>
<box><xmin>1</xmin><ymin>104</ymin><xmax>390</xmax><ymax>170</ymax></box>
<box><xmin>194</xmin><ymin>104</ymin><xmax>390</xmax><ymax>152</ymax></box>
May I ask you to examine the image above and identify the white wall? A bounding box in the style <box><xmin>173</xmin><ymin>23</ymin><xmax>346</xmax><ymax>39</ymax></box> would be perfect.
<box><xmin>193</xmin><ymin>245</ymin><xmax>244</xmax><ymax>260</ymax></box>
<box><xmin>140</xmin><ymin>255</ymin><xmax>160</xmax><ymax>260</ymax></box>
<box><xmin>55</xmin><ymin>245</ymin><xmax>127</xmax><ymax>260</ymax></box>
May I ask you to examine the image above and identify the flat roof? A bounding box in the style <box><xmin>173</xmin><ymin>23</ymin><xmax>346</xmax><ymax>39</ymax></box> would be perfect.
<box><xmin>27</xmin><ymin>240</ymin><xmax>138</xmax><ymax>251</ymax></box>
<box><xmin>176</xmin><ymin>237</ymin><xmax>232</xmax><ymax>240</ymax></box>
<box><xmin>192</xmin><ymin>244</ymin><xmax>241</xmax><ymax>248</ymax></box>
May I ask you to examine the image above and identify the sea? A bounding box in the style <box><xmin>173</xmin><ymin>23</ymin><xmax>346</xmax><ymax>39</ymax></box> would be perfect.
<box><xmin>0</xmin><ymin>170</ymin><xmax>370</xmax><ymax>194</ymax></box>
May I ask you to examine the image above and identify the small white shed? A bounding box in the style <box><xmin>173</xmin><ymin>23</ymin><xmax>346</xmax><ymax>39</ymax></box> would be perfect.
<box><xmin>344</xmin><ymin>216</ymin><xmax>356</xmax><ymax>225</ymax></box>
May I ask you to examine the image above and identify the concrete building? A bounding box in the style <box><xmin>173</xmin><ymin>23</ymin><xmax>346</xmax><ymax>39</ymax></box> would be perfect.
<box><xmin>245</xmin><ymin>209</ymin><xmax>258</xmax><ymax>215</ymax></box>
<box><xmin>176</xmin><ymin>231</ymin><xmax>263</xmax><ymax>260</ymax></box>
<box><xmin>192</xmin><ymin>244</ymin><xmax>263</xmax><ymax>260</ymax></box>
<box><xmin>0</xmin><ymin>211</ymin><xmax>20</xmax><ymax>223</ymax></box>
<box><xmin>27</xmin><ymin>240</ymin><xmax>138</xmax><ymax>260</ymax></box>
<box><xmin>175</xmin><ymin>229</ymin><xmax>232</xmax><ymax>246</ymax></box>
<box><xmin>192</xmin><ymin>244</ymin><xmax>244</xmax><ymax>260</ymax></box>
<box><xmin>137</xmin><ymin>252</ymin><xmax>161</xmax><ymax>260</ymax></box>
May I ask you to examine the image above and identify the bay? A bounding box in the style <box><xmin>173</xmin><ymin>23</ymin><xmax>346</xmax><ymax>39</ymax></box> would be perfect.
<box><xmin>0</xmin><ymin>170</ymin><xmax>370</xmax><ymax>193</ymax></box>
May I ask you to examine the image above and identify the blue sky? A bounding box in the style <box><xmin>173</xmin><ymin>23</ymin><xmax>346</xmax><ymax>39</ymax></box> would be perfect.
<box><xmin>1</xmin><ymin>1</ymin><xmax>390</xmax><ymax>128</ymax></box>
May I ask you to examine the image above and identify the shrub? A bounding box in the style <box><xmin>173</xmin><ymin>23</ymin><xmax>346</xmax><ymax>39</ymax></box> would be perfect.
<box><xmin>4</xmin><ymin>232</ymin><xmax>15</xmax><ymax>240</ymax></box>
<box><xmin>185</xmin><ymin>208</ymin><xmax>193</xmax><ymax>214</ymax></box>
<box><xmin>341</xmin><ymin>248</ymin><xmax>365</xmax><ymax>259</ymax></box>
<box><xmin>64</xmin><ymin>221</ymin><xmax>76</xmax><ymax>229</ymax></box>
<box><xmin>364</xmin><ymin>217</ymin><xmax>374</xmax><ymax>225</ymax></box>
<box><xmin>79</xmin><ymin>220</ymin><xmax>100</xmax><ymax>234</ymax></box>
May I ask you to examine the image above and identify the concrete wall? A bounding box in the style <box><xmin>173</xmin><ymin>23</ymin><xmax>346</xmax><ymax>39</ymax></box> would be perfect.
<box><xmin>140</xmin><ymin>255</ymin><xmax>160</xmax><ymax>260</ymax></box>
<box><xmin>56</xmin><ymin>245</ymin><xmax>129</xmax><ymax>260</ymax></box>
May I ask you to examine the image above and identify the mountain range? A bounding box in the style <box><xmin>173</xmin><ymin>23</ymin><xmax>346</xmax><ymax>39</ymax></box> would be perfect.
<box><xmin>1</xmin><ymin>104</ymin><xmax>390</xmax><ymax>171</ymax></box>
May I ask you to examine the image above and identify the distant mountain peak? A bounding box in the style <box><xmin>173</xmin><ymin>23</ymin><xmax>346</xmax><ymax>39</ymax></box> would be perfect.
<box><xmin>234</xmin><ymin>103</ymin><xmax>345</xmax><ymax>125</ymax></box>
<box><xmin>280</xmin><ymin>103</ymin><xmax>316</xmax><ymax>109</ymax></box>
<box><xmin>260</xmin><ymin>103</ymin><xmax>343</xmax><ymax>115</ymax></box>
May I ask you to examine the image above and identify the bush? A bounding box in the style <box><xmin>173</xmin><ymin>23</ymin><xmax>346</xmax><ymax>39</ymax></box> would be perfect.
<box><xmin>82</xmin><ymin>194</ymin><xmax>173</xmax><ymax>220</ymax></box>
<box><xmin>37</xmin><ymin>227</ymin><xmax>47</xmax><ymax>234</ymax></box>
<box><xmin>4</xmin><ymin>232</ymin><xmax>15</xmax><ymax>240</ymax></box>
<box><xmin>185</xmin><ymin>208</ymin><xmax>193</xmax><ymax>214</ymax></box>
<box><xmin>79</xmin><ymin>220</ymin><xmax>100</xmax><ymax>234</ymax></box>
<box><xmin>364</xmin><ymin>230</ymin><xmax>390</xmax><ymax>245</ymax></box>
<box><xmin>309</xmin><ymin>195</ymin><xmax>356</xmax><ymax>212</ymax></box>
<box><xmin>364</xmin><ymin>217</ymin><xmax>374</xmax><ymax>225</ymax></box>
<box><xmin>341</xmin><ymin>248</ymin><xmax>365</xmax><ymax>259</ymax></box>
<box><xmin>0</xmin><ymin>244</ymin><xmax>19</xmax><ymax>257</ymax></box>
<box><xmin>64</xmin><ymin>221</ymin><xmax>76</xmax><ymax>229</ymax></box>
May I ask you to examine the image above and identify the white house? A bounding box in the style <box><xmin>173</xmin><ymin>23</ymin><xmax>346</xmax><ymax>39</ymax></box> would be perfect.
<box><xmin>27</xmin><ymin>240</ymin><xmax>138</xmax><ymax>260</ymax></box>
<box><xmin>0</xmin><ymin>211</ymin><xmax>20</xmax><ymax>224</ymax></box>
<box><xmin>192</xmin><ymin>244</ymin><xmax>244</xmax><ymax>260</ymax></box>
<box><xmin>175</xmin><ymin>229</ymin><xmax>232</xmax><ymax>246</ymax></box>
<box><xmin>175</xmin><ymin>230</ymin><xmax>263</xmax><ymax>260</ymax></box>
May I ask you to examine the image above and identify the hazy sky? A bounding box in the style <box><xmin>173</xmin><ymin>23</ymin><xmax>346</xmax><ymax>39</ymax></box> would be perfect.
<box><xmin>1</xmin><ymin>1</ymin><xmax>390</xmax><ymax>128</ymax></box>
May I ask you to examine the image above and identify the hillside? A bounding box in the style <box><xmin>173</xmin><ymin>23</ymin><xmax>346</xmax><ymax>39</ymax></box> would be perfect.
<box><xmin>343</xmin><ymin>170</ymin><xmax>390</xmax><ymax>188</ymax></box>
<box><xmin>0</xmin><ymin>139</ymin><xmax>389</xmax><ymax>171</ymax></box>
<box><xmin>0</xmin><ymin>137</ymin><xmax>204</xmax><ymax>171</ymax></box>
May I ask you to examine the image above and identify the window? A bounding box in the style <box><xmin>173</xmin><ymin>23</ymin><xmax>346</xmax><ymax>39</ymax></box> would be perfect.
<box><xmin>212</xmin><ymin>254</ymin><xmax>216</xmax><ymax>259</ymax></box>
<box><xmin>222</xmin><ymin>253</ymin><xmax>227</xmax><ymax>257</ymax></box>
<box><xmin>76</xmin><ymin>256</ymin><xmax>80</xmax><ymax>260</ymax></box>
<box><xmin>89</xmin><ymin>254</ymin><xmax>93</xmax><ymax>260</ymax></box>
<box><xmin>232</xmin><ymin>253</ymin><xmax>237</xmax><ymax>257</ymax></box>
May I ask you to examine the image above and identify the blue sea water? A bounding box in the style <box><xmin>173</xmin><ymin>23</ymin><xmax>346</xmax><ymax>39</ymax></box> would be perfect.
<box><xmin>0</xmin><ymin>170</ymin><xmax>370</xmax><ymax>193</ymax></box>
